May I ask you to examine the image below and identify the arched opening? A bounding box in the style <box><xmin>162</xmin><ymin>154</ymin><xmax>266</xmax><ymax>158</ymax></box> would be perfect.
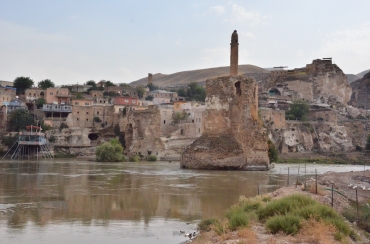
<box><xmin>268</xmin><ymin>88</ymin><xmax>281</xmax><ymax>96</ymax></box>
<box><xmin>88</xmin><ymin>133</ymin><xmax>99</xmax><ymax>140</ymax></box>
<box><xmin>40</xmin><ymin>92</ymin><xmax>44</xmax><ymax>98</ymax></box>
<box><xmin>181</xmin><ymin>129</ymin><xmax>184</xmax><ymax>135</ymax></box>
<box><xmin>234</xmin><ymin>81</ymin><xmax>241</xmax><ymax>96</ymax></box>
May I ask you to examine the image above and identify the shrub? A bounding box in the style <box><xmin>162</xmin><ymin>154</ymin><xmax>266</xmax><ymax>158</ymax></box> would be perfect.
<box><xmin>343</xmin><ymin>203</ymin><xmax>370</xmax><ymax>233</ymax></box>
<box><xmin>268</xmin><ymin>139</ymin><xmax>278</xmax><ymax>163</ymax></box>
<box><xmin>95</xmin><ymin>139</ymin><xmax>124</xmax><ymax>162</ymax></box>
<box><xmin>226</xmin><ymin>206</ymin><xmax>249</xmax><ymax>230</ymax></box>
<box><xmin>257</xmin><ymin>194</ymin><xmax>315</xmax><ymax>220</ymax></box>
<box><xmin>147</xmin><ymin>155</ymin><xmax>157</xmax><ymax>161</ymax></box>
<box><xmin>129</xmin><ymin>155</ymin><xmax>140</xmax><ymax>162</ymax></box>
<box><xmin>48</xmin><ymin>135</ymin><xmax>56</xmax><ymax>143</ymax></box>
<box><xmin>198</xmin><ymin>218</ymin><xmax>218</xmax><ymax>231</ymax></box>
<box><xmin>59</xmin><ymin>122</ymin><xmax>68</xmax><ymax>132</ymax></box>
<box><xmin>265</xmin><ymin>215</ymin><xmax>301</xmax><ymax>235</ymax></box>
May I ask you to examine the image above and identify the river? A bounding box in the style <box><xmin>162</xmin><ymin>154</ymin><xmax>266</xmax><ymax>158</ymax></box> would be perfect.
<box><xmin>0</xmin><ymin>160</ymin><xmax>366</xmax><ymax>244</ymax></box>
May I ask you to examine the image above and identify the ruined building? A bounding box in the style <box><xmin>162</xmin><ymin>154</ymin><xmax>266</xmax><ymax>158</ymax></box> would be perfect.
<box><xmin>230</xmin><ymin>30</ymin><xmax>238</xmax><ymax>76</ymax></box>
<box><xmin>180</xmin><ymin>30</ymin><xmax>270</xmax><ymax>170</ymax></box>
<box><xmin>148</xmin><ymin>73</ymin><xmax>153</xmax><ymax>85</ymax></box>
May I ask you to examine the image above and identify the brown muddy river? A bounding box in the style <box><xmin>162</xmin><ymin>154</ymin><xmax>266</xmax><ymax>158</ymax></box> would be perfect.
<box><xmin>0</xmin><ymin>160</ymin><xmax>366</xmax><ymax>244</ymax></box>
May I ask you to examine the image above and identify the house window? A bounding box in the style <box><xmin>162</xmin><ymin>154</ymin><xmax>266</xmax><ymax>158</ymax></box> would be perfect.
<box><xmin>86</xmin><ymin>119</ymin><xmax>88</xmax><ymax>121</ymax></box>
<box><xmin>164</xmin><ymin>120</ymin><xmax>166</xmax><ymax>124</ymax></box>
<box><xmin>50</xmin><ymin>92</ymin><xmax>53</xmax><ymax>95</ymax></box>
<box><xmin>132</xmin><ymin>100</ymin><xmax>136</xmax><ymax>104</ymax></box>
<box><xmin>97</xmin><ymin>111</ymin><xmax>100</xmax><ymax>115</ymax></box>
<box><xmin>85</xmin><ymin>102</ymin><xmax>89</xmax><ymax>105</ymax></box>
<box><xmin>86</xmin><ymin>112</ymin><xmax>88</xmax><ymax>114</ymax></box>
<box><xmin>75</xmin><ymin>102</ymin><xmax>79</xmax><ymax>105</ymax></box>
<box><xmin>77</xmin><ymin>111</ymin><xmax>80</xmax><ymax>114</ymax></box>
<box><xmin>77</xmin><ymin>118</ymin><xmax>79</xmax><ymax>121</ymax></box>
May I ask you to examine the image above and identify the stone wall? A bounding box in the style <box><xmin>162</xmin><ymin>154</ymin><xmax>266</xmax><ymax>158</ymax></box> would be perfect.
<box><xmin>181</xmin><ymin>75</ymin><xmax>270</xmax><ymax>170</ymax></box>
<box><xmin>260</xmin><ymin>108</ymin><xmax>286</xmax><ymax>130</ymax></box>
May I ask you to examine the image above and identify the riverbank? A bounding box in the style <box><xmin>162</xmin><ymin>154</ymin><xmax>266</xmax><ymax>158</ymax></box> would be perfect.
<box><xmin>191</xmin><ymin>170</ymin><xmax>370</xmax><ymax>244</ymax></box>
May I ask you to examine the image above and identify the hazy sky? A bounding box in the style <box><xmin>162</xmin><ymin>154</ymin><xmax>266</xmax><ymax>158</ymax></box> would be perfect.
<box><xmin>1</xmin><ymin>0</ymin><xmax>369</xmax><ymax>86</ymax></box>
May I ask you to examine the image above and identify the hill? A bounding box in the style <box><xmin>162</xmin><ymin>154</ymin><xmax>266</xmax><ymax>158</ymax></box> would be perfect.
<box><xmin>349</xmin><ymin>70</ymin><xmax>370</xmax><ymax>108</ymax></box>
<box><xmin>129</xmin><ymin>65</ymin><xmax>268</xmax><ymax>87</ymax></box>
<box><xmin>356</xmin><ymin>69</ymin><xmax>370</xmax><ymax>78</ymax></box>
<box><xmin>346</xmin><ymin>74</ymin><xmax>360</xmax><ymax>84</ymax></box>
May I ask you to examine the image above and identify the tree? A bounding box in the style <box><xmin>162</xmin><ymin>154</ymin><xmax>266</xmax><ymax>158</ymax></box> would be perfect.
<box><xmin>76</xmin><ymin>93</ymin><xmax>84</xmax><ymax>99</ymax></box>
<box><xmin>268</xmin><ymin>139</ymin><xmax>278</xmax><ymax>163</ymax></box>
<box><xmin>145</xmin><ymin>95</ymin><xmax>154</xmax><ymax>101</ymax></box>
<box><xmin>120</xmin><ymin>83</ymin><xmax>132</xmax><ymax>88</ymax></box>
<box><xmin>85</xmin><ymin>80</ymin><xmax>97</xmax><ymax>88</ymax></box>
<box><xmin>37</xmin><ymin>79</ymin><xmax>55</xmax><ymax>89</ymax></box>
<box><xmin>95</xmin><ymin>139</ymin><xmax>125</xmax><ymax>162</ymax></box>
<box><xmin>8</xmin><ymin>109</ymin><xmax>34</xmax><ymax>131</ymax></box>
<box><xmin>285</xmin><ymin>100</ymin><xmax>309</xmax><ymax>121</ymax></box>
<box><xmin>13</xmin><ymin>77</ymin><xmax>34</xmax><ymax>95</ymax></box>
<box><xmin>136</xmin><ymin>85</ymin><xmax>145</xmax><ymax>98</ymax></box>
<box><xmin>105</xmin><ymin>80</ymin><xmax>115</xmax><ymax>87</ymax></box>
<box><xmin>35</xmin><ymin>98</ymin><xmax>46</xmax><ymax>109</ymax></box>
<box><xmin>177</xmin><ymin>87</ymin><xmax>187</xmax><ymax>97</ymax></box>
<box><xmin>147</xmin><ymin>83</ymin><xmax>159</xmax><ymax>91</ymax></box>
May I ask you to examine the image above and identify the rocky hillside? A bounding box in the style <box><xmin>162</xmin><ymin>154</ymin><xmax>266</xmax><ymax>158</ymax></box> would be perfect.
<box><xmin>357</xmin><ymin>69</ymin><xmax>370</xmax><ymax>78</ymax></box>
<box><xmin>349</xmin><ymin>71</ymin><xmax>370</xmax><ymax>109</ymax></box>
<box><xmin>129</xmin><ymin>65</ymin><xmax>269</xmax><ymax>87</ymax></box>
<box><xmin>346</xmin><ymin>74</ymin><xmax>360</xmax><ymax>84</ymax></box>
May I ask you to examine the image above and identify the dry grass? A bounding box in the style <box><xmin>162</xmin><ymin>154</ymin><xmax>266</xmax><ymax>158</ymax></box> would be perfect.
<box><xmin>298</xmin><ymin>219</ymin><xmax>338</xmax><ymax>244</ymax></box>
<box><xmin>308</xmin><ymin>183</ymin><xmax>326</xmax><ymax>196</ymax></box>
<box><xmin>237</xmin><ymin>228</ymin><xmax>258</xmax><ymax>243</ymax></box>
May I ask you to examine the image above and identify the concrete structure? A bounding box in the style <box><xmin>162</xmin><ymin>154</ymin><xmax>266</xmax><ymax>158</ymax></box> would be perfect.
<box><xmin>230</xmin><ymin>30</ymin><xmax>238</xmax><ymax>76</ymax></box>
<box><xmin>25</xmin><ymin>88</ymin><xmax>45</xmax><ymax>102</ymax></box>
<box><xmin>0</xmin><ymin>80</ymin><xmax>13</xmax><ymax>87</ymax></box>
<box><xmin>70</xmin><ymin>84</ymin><xmax>92</xmax><ymax>93</ymax></box>
<box><xmin>72</xmin><ymin>98</ymin><xmax>93</xmax><ymax>106</ymax></box>
<box><xmin>0</xmin><ymin>86</ymin><xmax>16</xmax><ymax>106</ymax></box>
<box><xmin>149</xmin><ymin>90</ymin><xmax>178</xmax><ymax>104</ymax></box>
<box><xmin>113</xmin><ymin>96</ymin><xmax>139</xmax><ymax>106</ymax></box>
<box><xmin>45</xmin><ymin>88</ymin><xmax>71</xmax><ymax>105</ymax></box>
<box><xmin>5</xmin><ymin>99</ymin><xmax>27</xmax><ymax>114</ymax></box>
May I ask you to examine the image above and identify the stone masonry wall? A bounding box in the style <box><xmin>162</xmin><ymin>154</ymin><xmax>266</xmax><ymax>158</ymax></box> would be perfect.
<box><xmin>181</xmin><ymin>75</ymin><xmax>270</xmax><ymax>170</ymax></box>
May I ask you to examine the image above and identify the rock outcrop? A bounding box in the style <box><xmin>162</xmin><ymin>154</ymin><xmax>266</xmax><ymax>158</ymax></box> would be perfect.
<box><xmin>180</xmin><ymin>76</ymin><xmax>270</xmax><ymax>170</ymax></box>
<box><xmin>267</xmin><ymin>59</ymin><xmax>352</xmax><ymax>106</ymax></box>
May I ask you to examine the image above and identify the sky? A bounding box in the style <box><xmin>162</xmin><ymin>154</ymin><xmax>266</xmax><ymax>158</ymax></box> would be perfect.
<box><xmin>1</xmin><ymin>0</ymin><xmax>370</xmax><ymax>86</ymax></box>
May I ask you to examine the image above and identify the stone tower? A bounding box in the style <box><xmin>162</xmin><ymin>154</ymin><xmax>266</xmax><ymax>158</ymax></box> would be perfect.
<box><xmin>148</xmin><ymin>73</ymin><xmax>153</xmax><ymax>85</ymax></box>
<box><xmin>230</xmin><ymin>30</ymin><xmax>239</xmax><ymax>76</ymax></box>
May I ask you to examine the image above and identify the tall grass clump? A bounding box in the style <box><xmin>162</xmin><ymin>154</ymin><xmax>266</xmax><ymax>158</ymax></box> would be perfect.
<box><xmin>198</xmin><ymin>218</ymin><xmax>218</xmax><ymax>232</ymax></box>
<box><xmin>129</xmin><ymin>155</ymin><xmax>140</xmax><ymax>162</ymax></box>
<box><xmin>265</xmin><ymin>215</ymin><xmax>301</xmax><ymax>235</ymax></box>
<box><xmin>225</xmin><ymin>206</ymin><xmax>249</xmax><ymax>230</ymax></box>
<box><xmin>343</xmin><ymin>202</ymin><xmax>370</xmax><ymax>233</ymax></box>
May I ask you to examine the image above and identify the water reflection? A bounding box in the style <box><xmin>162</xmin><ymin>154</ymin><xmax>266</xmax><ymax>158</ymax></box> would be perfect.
<box><xmin>0</xmin><ymin>161</ymin><xmax>365</xmax><ymax>243</ymax></box>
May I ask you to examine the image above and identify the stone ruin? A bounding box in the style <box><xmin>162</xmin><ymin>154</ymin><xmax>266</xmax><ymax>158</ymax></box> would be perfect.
<box><xmin>180</xmin><ymin>75</ymin><xmax>270</xmax><ymax>170</ymax></box>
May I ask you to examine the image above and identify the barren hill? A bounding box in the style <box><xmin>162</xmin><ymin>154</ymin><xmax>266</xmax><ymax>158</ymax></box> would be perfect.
<box><xmin>129</xmin><ymin>65</ymin><xmax>268</xmax><ymax>87</ymax></box>
<box><xmin>357</xmin><ymin>69</ymin><xmax>370</xmax><ymax>78</ymax></box>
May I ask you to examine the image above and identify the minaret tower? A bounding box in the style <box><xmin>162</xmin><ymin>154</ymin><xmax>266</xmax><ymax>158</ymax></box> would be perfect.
<box><xmin>230</xmin><ymin>30</ymin><xmax>239</xmax><ymax>76</ymax></box>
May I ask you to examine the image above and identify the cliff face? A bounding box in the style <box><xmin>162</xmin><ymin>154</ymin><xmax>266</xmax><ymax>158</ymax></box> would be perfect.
<box><xmin>268</xmin><ymin>59</ymin><xmax>352</xmax><ymax>106</ymax></box>
<box><xmin>349</xmin><ymin>71</ymin><xmax>370</xmax><ymax>109</ymax></box>
<box><xmin>180</xmin><ymin>76</ymin><xmax>270</xmax><ymax>170</ymax></box>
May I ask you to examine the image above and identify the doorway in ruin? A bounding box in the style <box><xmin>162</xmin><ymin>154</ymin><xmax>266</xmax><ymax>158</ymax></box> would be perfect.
<box><xmin>234</xmin><ymin>81</ymin><xmax>241</xmax><ymax>96</ymax></box>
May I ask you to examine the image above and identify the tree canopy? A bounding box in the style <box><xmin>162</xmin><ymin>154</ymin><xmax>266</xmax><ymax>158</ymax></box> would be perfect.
<box><xmin>147</xmin><ymin>83</ymin><xmax>159</xmax><ymax>91</ymax></box>
<box><xmin>104</xmin><ymin>80</ymin><xmax>115</xmax><ymax>87</ymax></box>
<box><xmin>285</xmin><ymin>100</ymin><xmax>310</xmax><ymax>121</ymax></box>
<box><xmin>136</xmin><ymin>85</ymin><xmax>145</xmax><ymax>98</ymax></box>
<box><xmin>37</xmin><ymin>79</ymin><xmax>55</xmax><ymax>89</ymax></box>
<box><xmin>95</xmin><ymin>139</ymin><xmax>125</xmax><ymax>162</ymax></box>
<box><xmin>13</xmin><ymin>77</ymin><xmax>34</xmax><ymax>95</ymax></box>
<box><xmin>8</xmin><ymin>109</ymin><xmax>34</xmax><ymax>131</ymax></box>
<box><xmin>176</xmin><ymin>82</ymin><xmax>206</xmax><ymax>102</ymax></box>
<box><xmin>35</xmin><ymin>98</ymin><xmax>46</xmax><ymax>109</ymax></box>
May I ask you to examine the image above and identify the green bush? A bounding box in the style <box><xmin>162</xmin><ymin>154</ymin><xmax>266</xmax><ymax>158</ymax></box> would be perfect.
<box><xmin>343</xmin><ymin>203</ymin><xmax>370</xmax><ymax>233</ymax></box>
<box><xmin>226</xmin><ymin>206</ymin><xmax>249</xmax><ymax>230</ymax></box>
<box><xmin>268</xmin><ymin>139</ymin><xmax>278</xmax><ymax>163</ymax></box>
<box><xmin>147</xmin><ymin>155</ymin><xmax>157</xmax><ymax>161</ymax></box>
<box><xmin>95</xmin><ymin>139</ymin><xmax>125</xmax><ymax>162</ymax></box>
<box><xmin>257</xmin><ymin>194</ymin><xmax>315</xmax><ymax>220</ymax></box>
<box><xmin>129</xmin><ymin>155</ymin><xmax>140</xmax><ymax>162</ymax></box>
<box><xmin>265</xmin><ymin>215</ymin><xmax>301</xmax><ymax>235</ymax></box>
<box><xmin>198</xmin><ymin>218</ymin><xmax>218</xmax><ymax>231</ymax></box>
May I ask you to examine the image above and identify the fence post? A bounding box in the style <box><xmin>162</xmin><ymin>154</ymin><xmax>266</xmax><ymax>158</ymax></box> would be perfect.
<box><xmin>287</xmin><ymin>167</ymin><xmax>290</xmax><ymax>186</ymax></box>
<box><xmin>315</xmin><ymin>169</ymin><xmax>318</xmax><ymax>194</ymax></box>
<box><xmin>257</xmin><ymin>182</ymin><xmax>260</xmax><ymax>196</ymax></box>
<box><xmin>356</xmin><ymin>188</ymin><xmax>359</xmax><ymax>222</ymax></box>
<box><xmin>331</xmin><ymin>184</ymin><xmax>334</xmax><ymax>208</ymax></box>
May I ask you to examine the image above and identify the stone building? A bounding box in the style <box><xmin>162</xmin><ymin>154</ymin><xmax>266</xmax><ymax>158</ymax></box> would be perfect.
<box><xmin>72</xmin><ymin>98</ymin><xmax>93</xmax><ymax>106</ymax></box>
<box><xmin>25</xmin><ymin>88</ymin><xmax>45</xmax><ymax>102</ymax></box>
<box><xmin>90</xmin><ymin>90</ymin><xmax>104</xmax><ymax>100</ymax></box>
<box><xmin>45</xmin><ymin>87</ymin><xmax>71</xmax><ymax>105</ymax></box>
<box><xmin>66</xmin><ymin>104</ymin><xmax>114</xmax><ymax>129</ymax></box>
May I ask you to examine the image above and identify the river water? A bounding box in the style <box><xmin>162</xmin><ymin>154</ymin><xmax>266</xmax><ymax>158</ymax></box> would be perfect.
<box><xmin>0</xmin><ymin>160</ymin><xmax>366</xmax><ymax>244</ymax></box>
